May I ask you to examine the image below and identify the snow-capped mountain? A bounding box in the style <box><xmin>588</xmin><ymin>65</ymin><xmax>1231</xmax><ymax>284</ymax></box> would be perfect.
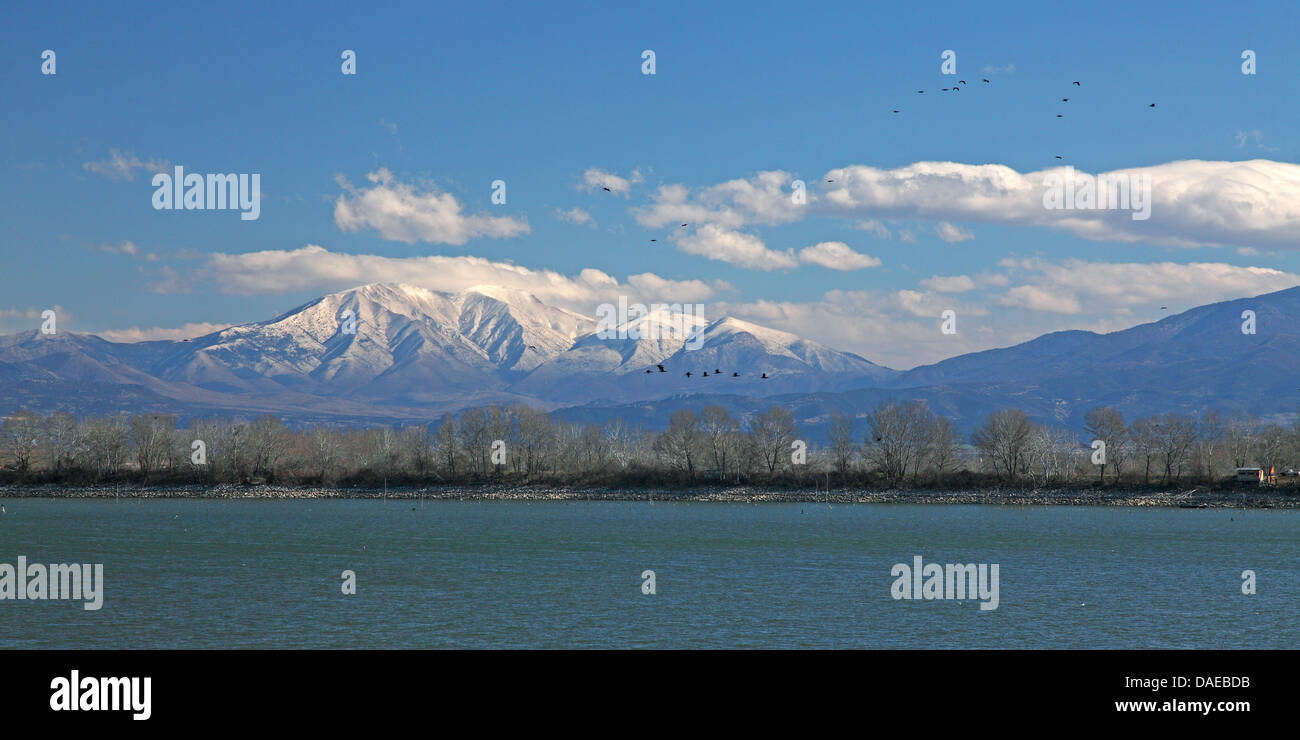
<box><xmin>155</xmin><ymin>283</ymin><xmax>595</xmax><ymax>401</ymax></box>
<box><xmin>0</xmin><ymin>282</ymin><xmax>895</xmax><ymax>420</ymax></box>
<box><xmin>513</xmin><ymin>310</ymin><xmax>894</xmax><ymax>403</ymax></box>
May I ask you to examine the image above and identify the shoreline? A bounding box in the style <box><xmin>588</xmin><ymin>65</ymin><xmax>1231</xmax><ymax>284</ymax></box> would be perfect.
<box><xmin>0</xmin><ymin>483</ymin><xmax>1295</xmax><ymax>508</ymax></box>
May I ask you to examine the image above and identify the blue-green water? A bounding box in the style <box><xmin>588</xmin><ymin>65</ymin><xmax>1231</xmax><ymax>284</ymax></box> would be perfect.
<box><xmin>0</xmin><ymin>498</ymin><xmax>1294</xmax><ymax>649</ymax></box>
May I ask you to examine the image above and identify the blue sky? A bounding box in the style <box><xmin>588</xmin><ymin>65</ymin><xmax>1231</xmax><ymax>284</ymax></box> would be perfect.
<box><xmin>3</xmin><ymin>0</ymin><xmax>1298</xmax><ymax>368</ymax></box>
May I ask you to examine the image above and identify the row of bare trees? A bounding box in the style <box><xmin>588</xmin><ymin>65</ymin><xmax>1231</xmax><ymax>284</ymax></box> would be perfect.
<box><xmin>2</xmin><ymin>402</ymin><xmax>1297</xmax><ymax>487</ymax></box>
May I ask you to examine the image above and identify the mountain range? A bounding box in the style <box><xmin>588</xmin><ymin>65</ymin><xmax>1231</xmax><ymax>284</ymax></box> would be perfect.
<box><xmin>1</xmin><ymin>281</ymin><xmax>1296</xmax><ymax>437</ymax></box>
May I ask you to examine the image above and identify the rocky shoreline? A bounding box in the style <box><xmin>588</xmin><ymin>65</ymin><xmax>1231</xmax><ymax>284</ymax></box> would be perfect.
<box><xmin>0</xmin><ymin>483</ymin><xmax>1295</xmax><ymax>508</ymax></box>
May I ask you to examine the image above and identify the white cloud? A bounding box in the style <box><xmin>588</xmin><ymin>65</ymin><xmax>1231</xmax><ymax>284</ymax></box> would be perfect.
<box><xmin>554</xmin><ymin>207</ymin><xmax>593</xmax><ymax>225</ymax></box>
<box><xmin>100</xmin><ymin>322</ymin><xmax>231</xmax><ymax>343</ymax></box>
<box><xmin>581</xmin><ymin>168</ymin><xmax>643</xmax><ymax>197</ymax></box>
<box><xmin>82</xmin><ymin>149</ymin><xmax>170</xmax><ymax>182</ymax></box>
<box><xmin>855</xmin><ymin>219</ymin><xmax>893</xmax><ymax>239</ymax></box>
<box><xmin>797</xmin><ymin>241</ymin><xmax>881</xmax><ymax>270</ymax></box>
<box><xmin>197</xmin><ymin>245</ymin><xmax>726</xmax><ymax>311</ymax></box>
<box><xmin>999</xmin><ymin>258</ymin><xmax>1300</xmax><ymax>311</ymax></box>
<box><xmin>999</xmin><ymin>285</ymin><xmax>1082</xmax><ymax>314</ymax></box>
<box><xmin>333</xmin><ymin>168</ymin><xmax>529</xmax><ymax>245</ymax></box>
<box><xmin>821</xmin><ymin>159</ymin><xmax>1300</xmax><ymax>250</ymax></box>
<box><xmin>920</xmin><ymin>274</ymin><xmax>977</xmax><ymax>293</ymax></box>
<box><xmin>634</xmin><ymin>170</ymin><xmax>804</xmax><ymax>229</ymax></box>
<box><xmin>673</xmin><ymin>224</ymin><xmax>798</xmax><ymax>271</ymax></box>
<box><xmin>935</xmin><ymin>221</ymin><xmax>974</xmax><ymax>243</ymax></box>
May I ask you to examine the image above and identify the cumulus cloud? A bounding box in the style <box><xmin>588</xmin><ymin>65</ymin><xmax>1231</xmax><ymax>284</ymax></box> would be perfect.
<box><xmin>935</xmin><ymin>222</ymin><xmax>974</xmax><ymax>243</ymax></box>
<box><xmin>674</xmin><ymin>224</ymin><xmax>798</xmax><ymax>270</ymax></box>
<box><xmin>920</xmin><ymin>274</ymin><xmax>977</xmax><ymax>293</ymax></box>
<box><xmin>554</xmin><ymin>207</ymin><xmax>593</xmax><ymax>225</ymax></box>
<box><xmin>998</xmin><ymin>258</ymin><xmax>1300</xmax><ymax>312</ymax></box>
<box><xmin>797</xmin><ymin>241</ymin><xmax>881</xmax><ymax>270</ymax></box>
<box><xmin>634</xmin><ymin>170</ymin><xmax>804</xmax><ymax>229</ymax></box>
<box><xmin>333</xmin><ymin>168</ymin><xmax>529</xmax><ymax>245</ymax></box>
<box><xmin>820</xmin><ymin>159</ymin><xmax>1300</xmax><ymax>250</ymax></box>
<box><xmin>196</xmin><ymin>244</ymin><xmax>726</xmax><ymax>313</ymax></box>
<box><xmin>100</xmin><ymin>322</ymin><xmax>231</xmax><ymax>343</ymax></box>
<box><xmin>581</xmin><ymin>168</ymin><xmax>643</xmax><ymax>197</ymax></box>
<box><xmin>855</xmin><ymin>219</ymin><xmax>893</xmax><ymax>239</ymax></box>
<box><xmin>82</xmin><ymin>149</ymin><xmax>170</xmax><ymax>182</ymax></box>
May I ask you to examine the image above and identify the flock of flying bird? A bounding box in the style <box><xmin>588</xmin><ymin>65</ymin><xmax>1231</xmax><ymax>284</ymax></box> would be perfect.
<box><xmin>642</xmin><ymin>364</ymin><xmax>769</xmax><ymax>380</ymax></box>
<box><xmin>891</xmin><ymin>77</ymin><xmax>1157</xmax><ymax>161</ymax></box>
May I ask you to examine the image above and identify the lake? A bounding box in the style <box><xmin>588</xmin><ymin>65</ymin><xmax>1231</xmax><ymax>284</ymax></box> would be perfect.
<box><xmin>0</xmin><ymin>498</ymin><xmax>1294</xmax><ymax>648</ymax></box>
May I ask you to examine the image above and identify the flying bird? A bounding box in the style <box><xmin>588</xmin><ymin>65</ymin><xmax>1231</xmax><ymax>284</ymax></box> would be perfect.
<box><xmin>644</xmin><ymin>369</ymin><xmax>652</xmax><ymax>374</ymax></box>
<box><xmin>650</xmin><ymin>239</ymin><xmax>656</xmax><ymax>242</ymax></box>
<box><xmin>732</xmin><ymin>372</ymin><xmax>739</xmax><ymax>377</ymax></box>
<box><xmin>656</xmin><ymin>365</ymin><xmax>665</xmax><ymax>372</ymax></box>
<box><xmin>685</xmin><ymin>371</ymin><xmax>692</xmax><ymax>378</ymax></box>
<box><xmin>982</xmin><ymin>79</ymin><xmax>989</xmax><ymax>83</ymax></box>
<box><xmin>760</xmin><ymin>373</ymin><xmax>769</xmax><ymax>379</ymax></box>
<box><xmin>1055</xmin><ymin>155</ymin><xmax>1063</xmax><ymax>159</ymax></box>
<box><xmin>892</xmin><ymin>109</ymin><xmax>899</xmax><ymax>113</ymax></box>
<box><xmin>703</xmin><ymin>371</ymin><xmax>709</xmax><ymax>377</ymax></box>
<box><xmin>958</xmin><ymin>80</ymin><xmax>967</xmax><ymax>85</ymax></box>
<box><xmin>1062</xmin><ymin>98</ymin><xmax>1069</xmax><ymax>102</ymax></box>
<box><xmin>681</xmin><ymin>223</ymin><xmax>688</xmax><ymax>227</ymax></box>
<box><xmin>1057</xmin><ymin>114</ymin><xmax>1063</xmax><ymax>117</ymax></box>
<box><xmin>1149</xmin><ymin>103</ymin><xmax>1156</xmax><ymax>108</ymax></box>
<box><xmin>714</xmin><ymin>369</ymin><xmax>721</xmax><ymax>374</ymax></box>
<box><xmin>601</xmin><ymin>186</ymin><xmax>612</xmax><ymax>192</ymax></box>
<box><xmin>1073</xmin><ymin>81</ymin><xmax>1081</xmax><ymax>86</ymax></box>
<box><xmin>941</xmin><ymin>88</ymin><xmax>949</xmax><ymax>92</ymax></box>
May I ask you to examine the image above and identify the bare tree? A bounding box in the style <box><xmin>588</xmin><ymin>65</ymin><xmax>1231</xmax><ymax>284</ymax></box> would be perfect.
<box><xmin>863</xmin><ymin>400</ymin><xmax>935</xmax><ymax>485</ymax></box>
<box><xmin>1</xmin><ymin>411</ymin><xmax>43</xmax><ymax>472</ymax></box>
<box><xmin>1083</xmin><ymin>406</ymin><xmax>1128</xmax><ymax>483</ymax></box>
<box><xmin>827</xmin><ymin>413</ymin><xmax>855</xmax><ymax>474</ymax></box>
<box><xmin>749</xmin><ymin>406</ymin><xmax>798</xmax><ymax>474</ymax></box>
<box><xmin>654</xmin><ymin>409</ymin><xmax>702</xmax><ymax>477</ymax></box>
<box><xmin>971</xmin><ymin>408</ymin><xmax>1033</xmax><ymax>481</ymax></box>
<box><xmin>700</xmin><ymin>406</ymin><xmax>737</xmax><ymax>479</ymax></box>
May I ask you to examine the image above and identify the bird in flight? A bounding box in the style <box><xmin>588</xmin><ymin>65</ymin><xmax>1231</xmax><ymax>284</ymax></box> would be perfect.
<box><xmin>941</xmin><ymin>88</ymin><xmax>949</xmax><ymax>92</ymax></box>
<box><xmin>1062</xmin><ymin>98</ymin><xmax>1069</xmax><ymax>102</ymax></box>
<box><xmin>760</xmin><ymin>373</ymin><xmax>769</xmax><ymax>379</ymax></box>
<box><xmin>644</xmin><ymin>369</ymin><xmax>652</xmax><ymax>374</ymax></box>
<box><xmin>982</xmin><ymin>79</ymin><xmax>990</xmax><ymax>83</ymax></box>
<box><xmin>1073</xmin><ymin>81</ymin><xmax>1081</xmax><ymax>86</ymax></box>
<box><xmin>601</xmin><ymin>186</ymin><xmax>612</xmax><ymax>192</ymax></box>
<box><xmin>714</xmin><ymin>369</ymin><xmax>721</xmax><ymax>375</ymax></box>
<box><xmin>1057</xmin><ymin>114</ymin><xmax>1063</xmax><ymax>118</ymax></box>
<box><xmin>917</xmin><ymin>90</ymin><xmax>924</xmax><ymax>93</ymax></box>
<box><xmin>681</xmin><ymin>223</ymin><xmax>688</xmax><ymax>227</ymax></box>
<box><xmin>685</xmin><ymin>371</ymin><xmax>692</xmax><ymax>378</ymax></box>
<box><xmin>656</xmin><ymin>365</ymin><xmax>666</xmax><ymax>373</ymax></box>
<box><xmin>892</xmin><ymin>109</ymin><xmax>899</xmax><ymax>113</ymax></box>
<box><xmin>527</xmin><ymin>345</ymin><xmax>538</xmax><ymax>350</ymax></box>
<box><xmin>703</xmin><ymin>371</ymin><xmax>709</xmax><ymax>377</ymax></box>
<box><xmin>958</xmin><ymin>80</ymin><xmax>966</xmax><ymax>85</ymax></box>
<box><xmin>1055</xmin><ymin>155</ymin><xmax>1063</xmax><ymax>159</ymax></box>
<box><xmin>650</xmin><ymin>239</ymin><xmax>656</xmax><ymax>242</ymax></box>
<box><xmin>732</xmin><ymin>372</ymin><xmax>739</xmax><ymax>377</ymax></box>
<box><xmin>1149</xmin><ymin>103</ymin><xmax>1156</xmax><ymax>108</ymax></box>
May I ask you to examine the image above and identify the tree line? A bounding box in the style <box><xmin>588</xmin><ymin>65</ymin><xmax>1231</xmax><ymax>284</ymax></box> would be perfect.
<box><xmin>1</xmin><ymin>402</ymin><xmax>1296</xmax><ymax>488</ymax></box>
